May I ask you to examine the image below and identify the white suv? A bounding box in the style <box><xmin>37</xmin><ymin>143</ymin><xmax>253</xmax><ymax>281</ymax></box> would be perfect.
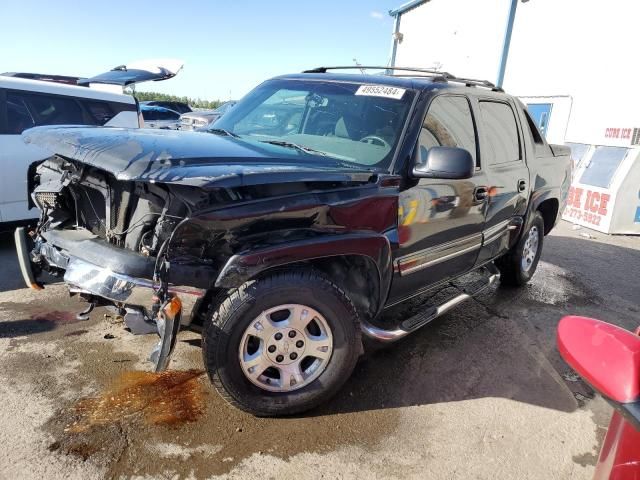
<box><xmin>0</xmin><ymin>60</ymin><xmax>182</xmax><ymax>226</ymax></box>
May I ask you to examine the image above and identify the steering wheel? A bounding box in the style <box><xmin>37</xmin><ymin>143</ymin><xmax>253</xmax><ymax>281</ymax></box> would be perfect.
<box><xmin>359</xmin><ymin>135</ymin><xmax>390</xmax><ymax>148</ymax></box>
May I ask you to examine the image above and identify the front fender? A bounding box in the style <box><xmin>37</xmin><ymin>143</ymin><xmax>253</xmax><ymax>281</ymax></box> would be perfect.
<box><xmin>215</xmin><ymin>232</ymin><xmax>393</xmax><ymax>308</ymax></box>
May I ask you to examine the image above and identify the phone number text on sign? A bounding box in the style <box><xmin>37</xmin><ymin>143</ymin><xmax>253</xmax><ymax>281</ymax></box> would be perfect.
<box><xmin>565</xmin><ymin>207</ymin><xmax>602</xmax><ymax>226</ymax></box>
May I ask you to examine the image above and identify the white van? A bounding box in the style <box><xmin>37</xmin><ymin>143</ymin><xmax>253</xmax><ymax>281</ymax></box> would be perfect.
<box><xmin>0</xmin><ymin>60</ymin><xmax>182</xmax><ymax>226</ymax></box>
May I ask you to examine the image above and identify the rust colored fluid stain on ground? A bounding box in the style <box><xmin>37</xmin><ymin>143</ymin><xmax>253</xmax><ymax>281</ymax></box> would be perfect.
<box><xmin>66</xmin><ymin>369</ymin><xmax>206</xmax><ymax>433</ymax></box>
<box><xmin>30</xmin><ymin>310</ymin><xmax>78</xmax><ymax>323</ymax></box>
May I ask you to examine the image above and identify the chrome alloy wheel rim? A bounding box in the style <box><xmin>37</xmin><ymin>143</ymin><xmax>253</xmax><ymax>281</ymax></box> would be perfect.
<box><xmin>238</xmin><ymin>304</ymin><xmax>334</xmax><ymax>392</ymax></box>
<box><xmin>521</xmin><ymin>226</ymin><xmax>539</xmax><ymax>272</ymax></box>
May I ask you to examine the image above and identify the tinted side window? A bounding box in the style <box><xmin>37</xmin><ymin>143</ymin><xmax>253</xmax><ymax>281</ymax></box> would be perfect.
<box><xmin>419</xmin><ymin>95</ymin><xmax>477</xmax><ymax>165</ymax></box>
<box><xmin>6</xmin><ymin>94</ymin><xmax>35</xmax><ymax>134</ymax></box>
<box><xmin>7</xmin><ymin>91</ymin><xmax>84</xmax><ymax>134</ymax></box>
<box><xmin>83</xmin><ymin>101</ymin><xmax>114</xmax><ymax>125</ymax></box>
<box><xmin>523</xmin><ymin>109</ymin><xmax>545</xmax><ymax>146</ymax></box>
<box><xmin>479</xmin><ymin>101</ymin><xmax>521</xmax><ymax>164</ymax></box>
<box><xmin>161</xmin><ymin>110</ymin><xmax>180</xmax><ymax>120</ymax></box>
<box><xmin>142</xmin><ymin>109</ymin><xmax>159</xmax><ymax>121</ymax></box>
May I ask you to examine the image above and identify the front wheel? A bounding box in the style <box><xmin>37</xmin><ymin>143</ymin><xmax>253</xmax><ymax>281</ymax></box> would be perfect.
<box><xmin>496</xmin><ymin>211</ymin><xmax>545</xmax><ymax>286</ymax></box>
<box><xmin>202</xmin><ymin>269</ymin><xmax>361</xmax><ymax>416</ymax></box>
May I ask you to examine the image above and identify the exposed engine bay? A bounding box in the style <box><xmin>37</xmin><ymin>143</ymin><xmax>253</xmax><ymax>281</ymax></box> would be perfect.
<box><xmin>33</xmin><ymin>155</ymin><xmax>193</xmax><ymax>259</ymax></box>
<box><xmin>23</xmin><ymin>156</ymin><xmax>216</xmax><ymax>370</ymax></box>
<box><xmin>20</xmin><ymin>154</ymin><xmax>375</xmax><ymax>372</ymax></box>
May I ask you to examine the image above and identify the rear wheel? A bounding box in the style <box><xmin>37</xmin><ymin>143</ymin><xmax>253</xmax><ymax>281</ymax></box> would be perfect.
<box><xmin>496</xmin><ymin>211</ymin><xmax>545</xmax><ymax>286</ymax></box>
<box><xmin>202</xmin><ymin>269</ymin><xmax>361</xmax><ymax>416</ymax></box>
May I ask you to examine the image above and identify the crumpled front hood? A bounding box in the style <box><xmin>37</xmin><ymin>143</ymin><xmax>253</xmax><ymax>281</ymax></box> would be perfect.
<box><xmin>23</xmin><ymin>126</ymin><xmax>373</xmax><ymax>190</ymax></box>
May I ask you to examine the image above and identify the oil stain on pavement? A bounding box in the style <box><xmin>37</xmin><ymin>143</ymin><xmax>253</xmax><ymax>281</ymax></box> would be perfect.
<box><xmin>0</xmin><ymin>300</ymin><xmax>85</xmax><ymax>338</ymax></box>
<box><xmin>35</xmin><ymin>329</ymin><xmax>401</xmax><ymax>478</ymax></box>
<box><xmin>65</xmin><ymin>369</ymin><xmax>207</xmax><ymax>433</ymax></box>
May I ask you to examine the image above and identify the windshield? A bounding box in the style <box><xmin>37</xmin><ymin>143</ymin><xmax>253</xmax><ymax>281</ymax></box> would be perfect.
<box><xmin>214</xmin><ymin>79</ymin><xmax>415</xmax><ymax>170</ymax></box>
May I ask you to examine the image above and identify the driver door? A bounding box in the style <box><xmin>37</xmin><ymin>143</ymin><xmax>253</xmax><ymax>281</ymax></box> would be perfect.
<box><xmin>388</xmin><ymin>94</ymin><xmax>489</xmax><ymax>304</ymax></box>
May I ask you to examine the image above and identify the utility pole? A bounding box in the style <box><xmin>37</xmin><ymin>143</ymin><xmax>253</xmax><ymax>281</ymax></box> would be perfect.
<box><xmin>497</xmin><ymin>0</ymin><xmax>527</xmax><ymax>88</ymax></box>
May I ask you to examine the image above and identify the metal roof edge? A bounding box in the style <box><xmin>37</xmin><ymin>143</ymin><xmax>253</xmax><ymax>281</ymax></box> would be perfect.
<box><xmin>389</xmin><ymin>0</ymin><xmax>429</xmax><ymax>17</ymax></box>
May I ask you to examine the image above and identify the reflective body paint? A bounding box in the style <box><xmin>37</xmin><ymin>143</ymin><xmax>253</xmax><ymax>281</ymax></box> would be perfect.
<box><xmin>24</xmin><ymin>73</ymin><xmax>570</xmax><ymax>320</ymax></box>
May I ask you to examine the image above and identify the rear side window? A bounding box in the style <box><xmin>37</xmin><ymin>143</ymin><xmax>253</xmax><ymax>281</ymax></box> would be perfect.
<box><xmin>523</xmin><ymin>109</ymin><xmax>545</xmax><ymax>146</ymax></box>
<box><xmin>83</xmin><ymin>101</ymin><xmax>114</xmax><ymax>124</ymax></box>
<box><xmin>479</xmin><ymin>101</ymin><xmax>521</xmax><ymax>164</ymax></box>
<box><xmin>6</xmin><ymin>95</ymin><xmax>35</xmax><ymax>134</ymax></box>
<box><xmin>579</xmin><ymin>146</ymin><xmax>627</xmax><ymax>188</ymax></box>
<box><xmin>419</xmin><ymin>95</ymin><xmax>477</xmax><ymax>165</ymax></box>
<box><xmin>7</xmin><ymin>92</ymin><xmax>84</xmax><ymax>134</ymax></box>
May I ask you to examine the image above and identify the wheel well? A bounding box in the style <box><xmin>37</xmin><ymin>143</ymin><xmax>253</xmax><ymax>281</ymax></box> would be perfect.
<box><xmin>537</xmin><ymin>198</ymin><xmax>559</xmax><ymax>235</ymax></box>
<box><xmin>308</xmin><ymin>256</ymin><xmax>381</xmax><ymax>322</ymax></box>
<box><xmin>194</xmin><ymin>255</ymin><xmax>382</xmax><ymax>327</ymax></box>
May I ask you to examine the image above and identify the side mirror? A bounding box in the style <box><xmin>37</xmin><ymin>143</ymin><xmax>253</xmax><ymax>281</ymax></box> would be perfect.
<box><xmin>412</xmin><ymin>146</ymin><xmax>474</xmax><ymax>180</ymax></box>
<box><xmin>558</xmin><ymin>316</ymin><xmax>640</xmax><ymax>429</ymax></box>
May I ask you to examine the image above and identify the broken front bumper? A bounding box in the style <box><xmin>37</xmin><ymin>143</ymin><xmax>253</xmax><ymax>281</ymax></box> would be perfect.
<box><xmin>15</xmin><ymin>227</ymin><xmax>207</xmax><ymax>371</ymax></box>
<box><xmin>63</xmin><ymin>256</ymin><xmax>204</xmax><ymax>325</ymax></box>
<box><xmin>14</xmin><ymin>227</ymin><xmax>206</xmax><ymax>325</ymax></box>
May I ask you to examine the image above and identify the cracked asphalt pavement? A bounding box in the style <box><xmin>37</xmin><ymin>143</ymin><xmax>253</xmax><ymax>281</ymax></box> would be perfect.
<box><xmin>0</xmin><ymin>221</ymin><xmax>638</xmax><ymax>479</ymax></box>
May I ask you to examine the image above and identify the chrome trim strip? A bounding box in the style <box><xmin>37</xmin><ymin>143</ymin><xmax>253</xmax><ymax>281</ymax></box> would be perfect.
<box><xmin>483</xmin><ymin>219</ymin><xmax>510</xmax><ymax>239</ymax></box>
<box><xmin>63</xmin><ymin>257</ymin><xmax>205</xmax><ymax>325</ymax></box>
<box><xmin>399</xmin><ymin>243</ymin><xmax>482</xmax><ymax>275</ymax></box>
<box><xmin>396</xmin><ymin>233</ymin><xmax>482</xmax><ymax>276</ymax></box>
<box><xmin>396</xmin><ymin>219</ymin><xmax>515</xmax><ymax>276</ymax></box>
<box><xmin>482</xmin><ymin>219</ymin><xmax>511</xmax><ymax>246</ymax></box>
<box><xmin>483</xmin><ymin>231</ymin><xmax>505</xmax><ymax>245</ymax></box>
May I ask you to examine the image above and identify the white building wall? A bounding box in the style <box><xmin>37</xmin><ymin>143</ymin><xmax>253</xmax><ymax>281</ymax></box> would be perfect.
<box><xmin>394</xmin><ymin>0</ymin><xmax>510</xmax><ymax>82</ymax></box>
<box><xmin>393</xmin><ymin>0</ymin><xmax>640</xmax><ymax>145</ymax></box>
<box><xmin>506</xmin><ymin>0</ymin><xmax>640</xmax><ymax>144</ymax></box>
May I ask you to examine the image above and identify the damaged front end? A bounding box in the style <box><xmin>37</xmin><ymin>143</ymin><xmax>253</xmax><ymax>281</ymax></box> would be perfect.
<box><xmin>15</xmin><ymin>154</ymin><xmax>210</xmax><ymax>371</ymax></box>
<box><xmin>17</xmin><ymin>125</ymin><xmax>379</xmax><ymax>374</ymax></box>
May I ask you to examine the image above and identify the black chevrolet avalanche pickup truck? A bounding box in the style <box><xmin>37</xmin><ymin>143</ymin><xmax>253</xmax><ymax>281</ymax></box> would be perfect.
<box><xmin>15</xmin><ymin>67</ymin><xmax>571</xmax><ymax>416</ymax></box>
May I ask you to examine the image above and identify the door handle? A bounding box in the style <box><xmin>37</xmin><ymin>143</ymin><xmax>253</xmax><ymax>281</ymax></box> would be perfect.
<box><xmin>473</xmin><ymin>186</ymin><xmax>489</xmax><ymax>202</ymax></box>
<box><xmin>517</xmin><ymin>179</ymin><xmax>527</xmax><ymax>192</ymax></box>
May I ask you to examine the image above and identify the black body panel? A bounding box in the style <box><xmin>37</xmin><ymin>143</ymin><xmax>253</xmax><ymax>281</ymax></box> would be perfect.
<box><xmin>22</xmin><ymin>71</ymin><xmax>571</xmax><ymax>323</ymax></box>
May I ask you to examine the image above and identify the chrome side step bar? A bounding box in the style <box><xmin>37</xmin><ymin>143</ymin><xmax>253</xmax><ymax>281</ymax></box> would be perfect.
<box><xmin>361</xmin><ymin>266</ymin><xmax>500</xmax><ymax>343</ymax></box>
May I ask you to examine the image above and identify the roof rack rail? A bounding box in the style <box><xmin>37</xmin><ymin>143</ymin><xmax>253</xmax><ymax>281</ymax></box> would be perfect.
<box><xmin>302</xmin><ymin>66</ymin><xmax>504</xmax><ymax>92</ymax></box>
<box><xmin>454</xmin><ymin>76</ymin><xmax>503</xmax><ymax>92</ymax></box>
<box><xmin>303</xmin><ymin>66</ymin><xmax>455</xmax><ymax>78</ymax></box>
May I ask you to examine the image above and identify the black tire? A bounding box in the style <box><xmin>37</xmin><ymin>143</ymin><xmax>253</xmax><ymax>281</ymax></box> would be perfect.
<box><xmin>496</xmin><ymin>211</ymin><xmax>545</xmax><ymax>287</ymax></box>
<box><xmin>202</xmin><ymin>269</ymin><xmax>361</xmax><ymax>416</ymax></box>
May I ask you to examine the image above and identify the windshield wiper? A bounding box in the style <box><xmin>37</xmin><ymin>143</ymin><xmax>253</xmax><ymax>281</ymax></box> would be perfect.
<box><xmin>205</xmin><ymin>128</ymin><xmax>240</xmax><ymax>138</ymax></box>
<box><xmin>259</xmin><ymin>140</ymin><xmax>329</xmax><ymax>156</ymax></box>
<box><xmin>258</xmin><ymin>139</ymin><xmax>372</xmax><ymax>170</ymax></box>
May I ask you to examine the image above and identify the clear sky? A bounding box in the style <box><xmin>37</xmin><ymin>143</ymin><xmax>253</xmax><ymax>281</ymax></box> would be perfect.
<box><xmin>1</xmin><ymin>0</ymin><xmax>402</xmax><ymax>101</ymax></box>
